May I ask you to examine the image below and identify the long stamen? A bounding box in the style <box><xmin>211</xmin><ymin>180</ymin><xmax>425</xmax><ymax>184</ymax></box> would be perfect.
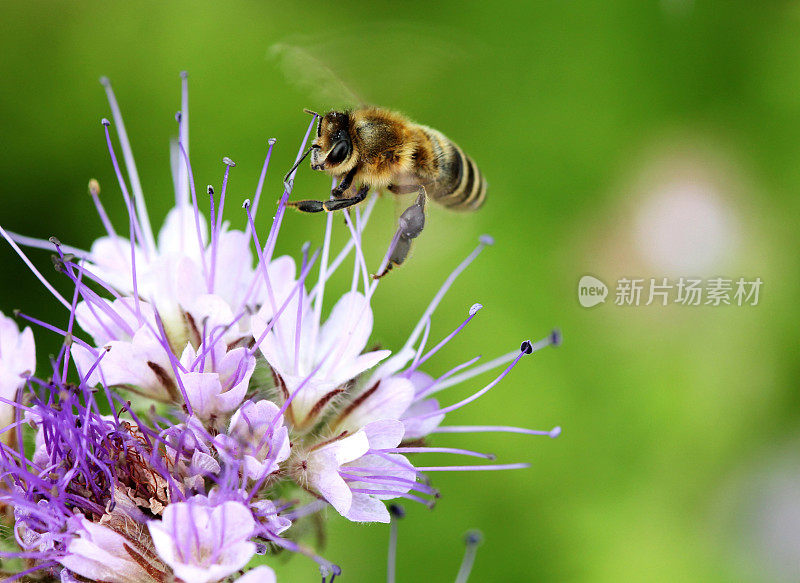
<box><xmin>342</xmin><ymin>200</ymin><xmax>370</xmax><ymax>293</ymax></box>
<box><xmin>415</xmin><ymin>463</ymin><xmax>529</xmax><ymax>472</ymax></box>
<box><xmin>100</xmin><ymin>76</ymin><xmax>156</xmax><ymax>255</ymax></box>
<box><xmin>13</xmin><ymin>312</ymin><xmax>96</xmax><ymax>352</ymax></box>
<box><xmin>454</xmin><ymin>531</ymin><xmax>483</xmax><ymax>583</ymax></box>
<box><xmin>102</xmin><ymin>119</ymin><xmax>143</xmax><ymax>320</ymax></box>
<box><xmin>176</xmin><ymin>119</ymin><xmax>209</xmax><ymax>279</ymax></box>
<box><xmin>384</xmin><ymin>446</ymin><xmax>495</xmax><ymax>460</ymax></box>
<box><xmin>387</xmin><ymin>504</ymin><xmax>404</xmax><ymax>583</ymax></box>
<box><xmin>434</xmin><ymin>328</ymin><xmax>560</xmax><ymax>393</ymax></box>
<box><xmin>4</xmin><ymin>229</ymin><xmax>88</xmax><ymax>258</ymax></box>
<box><xmin>3</xmin><ymin>560</ymin><xmax>58</xmax><ymax>582</ymax></box>
<box><xmin>242</xmin><ymin>199</ymin><xmax>279</xmax><ymax>316</ymax></box>
<box><xmin>208</xmin><ymin>158</ymin><xmax>235</xmax><ymax>294</ymax></box>
<box><xmin>294</xmin><ymin>248</ymin><xmax>308</xmax><ymax>372</ymax></box>
<box><xmin>311</xmin><ymin>205</ymin><xmax>334</xmax><ymax>351</ymax></box>
<box><xmin>310</xmin><ymin>194</ymin><xmax>378</xmax><ymax>301</ymax></box>
<box><xmin>399</xmin><ymin>235</ymin><xmax>493</xmax><ymax>358</ymax></box>
<box><xmin>408</xmin><ymin>304</ymin><xmax>482</xmax><ymax>376</ymax></box>
<box><xmin>0</xmin><ymin>225</ymin><xmax>71</xmax><ymax>310</ymax></box>
<box><xmin>412</xmin><ymin>341</ymin><xmax>533</xmax><ymax>422</ymax></box>
<box><xmin>247</xmin><ymin>138</ymin><xmax>276</xmax><ymax>235</ymax></box>
<box><xmin>265</xmin><ymin>117</ymin><xmax>317</xmax><ymax>266</ymax></box>
<box><xmin>247</xmin><ymin>248</ymin><xmax>319</xmax><ymax>358</ymax></box>
<box><xmin>177</xmin><ymin>71</ymin><xmax>190</xmax><ymax>204</ymax></box>
<box><xmin>415</xmin><ymin>354</ymin><xmax>483</xmax><ymax>401</ymax></box>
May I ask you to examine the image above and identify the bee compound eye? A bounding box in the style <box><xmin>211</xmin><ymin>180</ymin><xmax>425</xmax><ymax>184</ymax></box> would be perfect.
<box><xmin>326</xmin><ymin>140</ymin><xmax>350</xmax><ymax>165</ymax></box>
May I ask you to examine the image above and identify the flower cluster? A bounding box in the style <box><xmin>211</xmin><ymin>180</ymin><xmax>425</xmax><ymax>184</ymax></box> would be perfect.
<box><xmin>0</xmin><ymin>74</ymin><xmax>560</xmax><ymax>582</ymax></box>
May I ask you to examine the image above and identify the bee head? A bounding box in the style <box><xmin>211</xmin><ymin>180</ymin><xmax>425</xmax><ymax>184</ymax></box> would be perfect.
<box><xmin>310</xmin><ymin>111</ymin><xmax>353</xmax><ymax>172</ymax></box>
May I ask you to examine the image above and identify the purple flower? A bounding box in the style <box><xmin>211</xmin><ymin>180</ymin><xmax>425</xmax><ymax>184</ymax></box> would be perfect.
<box><xmin>59</xmin><ymin>515</ymin><xmax>165</xmax><ymax>583</ymax></box>
<box><xmin>0</xmin><ymin>73</ymin><xmax>561</xmax><ymax>582</ymax></box>
<box><xmin>148</xmin><ymin>496</ymin><xmax>256</xmax><ymax>583</ymax></box>
<box><xmin>298</xmin><ymin>419</ymin><xmax>416</xmax><ymax>523</ymax></box>
<box><xmin>214</xmin><ymin>399</ymin><xmax>291</xmax><ymax>481</ymax></box>
<box><xmin>177</xmin><ymin>341</ymin><xmax>254</xmax><ymax>421</ymax></box>
<box><xmin>252</xmin><ymin>290</ymin><xmax>390</xmax><ymax>429</ymax></box>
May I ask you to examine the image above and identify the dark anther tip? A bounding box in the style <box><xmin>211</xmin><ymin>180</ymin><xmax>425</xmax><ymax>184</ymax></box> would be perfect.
<box><xmin>242</xmin><ymin>199</ymin><xmax>251</xmax><ymax>209</ymax></box>
<box><xmin>99</xmin><ymin>76</ymin><xmax>110</xmax><ymax>87</ymax></box>
<box><xmin>48</xmin><ymin>236</ymin><xmax>61</xmax><ymax>246</ymax></box>
<box><xmin>520</xmin><ymin>340</ymin><xmax>533</xmax><ymax>354</ymax></box>
<box><xmin>51</xmin><ymin>256</ymin><xmax>66</xmax><ymax>272</ymax></box>
<box><xmin>180</xmin><ymin>71</ymin><xmax>188</xmax><ymax>79</ymax></box>
<box><xmin>479</xmin><ymin>234</ymin><xmax>495</xmax><ymax>246</ymax></box>
<box><xmin>175</xmin><ymin>111</ymin><xmax>182</xmax><ymax>123</ymax></box>
<box><xmin>464</xmin><ymin>530</ymin><xmax>483</xmax><ymax>546</ymax></box>
<box><xmin>389</xmin><ymin>504</ymin><xmax>406</xmax><ymax>519</ymax></box>
<box><xmin>101</xmin><ymin>118</ymin><xmax>111</xmax><ymax>126</ymax></box>
<box><xmin>268</xmin><ymin>138</ymin><xmax>277</xmax><ymax>145</ymax></box>
<box><xmin>12</xmin><ymin>309</ymin><xmax>20</xmax><ymax>317</ymax></box>
<box><xmin>222</xmin><ymin>156</ymin><xmax>236</xmax><ymax>167</ymax></box>
<box><xmin>550</xmin><ymin>328</ymin><xmax>562</xmax><ymax>347</ymax></box>
<box><xmin>207</xmin><ymin>185</ymin><xmax>214</xmax><ymax>195</ymax></box>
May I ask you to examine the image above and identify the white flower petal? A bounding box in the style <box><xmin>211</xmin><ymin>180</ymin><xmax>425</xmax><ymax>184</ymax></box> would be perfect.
<box><xmin>402</xmin><ymin>398</ymin><xmax>444</xmax><ymax>439</ymax></box>
<box><xmin>236</xmin><ymin>566</ymin><xmax>277</xmax><ymax>583</ymax></box>
<box><xmin>60</xmin><ymin>518</ymin><xmax>153</xmax><ymax>583</ymax></box>
<box><xmin>315</xmin><ymin>292</ymin><xmax>373</xmax><ymax>367</ymax></box>
<box><xmin>157</xmin><ymin>204</ymin><xmax>208</xmax><ymax>259</ymax></box>
<box><xmin>344</xmin><ymin>492</ymin><xmax>391</xmax><ymax>523</ymax></box>
<box><xmin>362</xmin><ymin>419</ymin><xmax>405</xmax><ymax>450</ymax></box>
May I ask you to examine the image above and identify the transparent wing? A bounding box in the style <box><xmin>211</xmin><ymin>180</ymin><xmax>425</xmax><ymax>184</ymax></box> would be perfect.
<box><xmin>269</xmin><ymin>42</ymin><xmax>366</xmax><ymax>109</ymax></box>
<box><xmin>270</xmin><ymin>26</ymin><xmax>477</xmax><ymax>111</ymax></box>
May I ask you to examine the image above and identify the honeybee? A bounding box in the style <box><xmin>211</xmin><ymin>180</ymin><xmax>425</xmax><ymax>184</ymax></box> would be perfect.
<box><xmin>284</xmin><ymin>107</ymin><xmax>487</xmax><ymax>277</ymax></box>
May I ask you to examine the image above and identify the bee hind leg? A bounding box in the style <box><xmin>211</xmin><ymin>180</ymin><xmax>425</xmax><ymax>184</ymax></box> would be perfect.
<box><xmin>373</xmin><ymin>187</ymin><xmax>427</xmax><ymax>279</ymax></box>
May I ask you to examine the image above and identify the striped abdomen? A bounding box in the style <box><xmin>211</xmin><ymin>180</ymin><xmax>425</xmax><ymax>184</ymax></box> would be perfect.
<box><xmin>421</xmin><ymin>127</ymin><xmax>486</xmax><ymax>211</ymax></box>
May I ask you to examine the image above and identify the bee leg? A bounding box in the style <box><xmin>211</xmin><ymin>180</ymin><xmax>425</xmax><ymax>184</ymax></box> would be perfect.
<box><xmin>286</xmin><ymin>199</ymin><xmax>326</xmax><ymax>213</ymax></box>
<box><xmin>286</xmin><ymin>169</ymin><xmax>356</xmax><ymax>213</ymax></box>
<box><xmin>331</xmin><ymin>168</ymin><xmax>356</xmax><ymax>197</ymax></box>
<box><xmin>322</xmin><ymin>185</ymin><xmax>369</xmax><ymax>212</ymax></box>
<box><xmin>397</xmin><ymin>188</ymin><xmax>427</xmax><ymax>239</ymax></box>
<box><xmin>373</xmin><ymin>187</ymin><xmax>427</xmax><ymax>279</ymax></box>
<box><xmin>373</xmin><ymin>237</ymin><xmax>411</xmax><ymax>279</ymax></box>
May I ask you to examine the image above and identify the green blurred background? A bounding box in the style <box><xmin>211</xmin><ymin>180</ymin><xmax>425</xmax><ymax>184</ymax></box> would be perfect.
<box><xmin>1</xmin><ymin>1</ymin><xmax>798</xmax><ymax>581</ymax></box>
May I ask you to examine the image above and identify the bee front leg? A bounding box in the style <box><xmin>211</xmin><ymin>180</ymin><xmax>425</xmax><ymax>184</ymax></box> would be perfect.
<box><xmin>322</xmin><ymin>185</ymin><xmax>369</xmax><ymax>212</ymax></box>
<box><xmin>374</xmin><ymin>187</ymin><xmax>427</xmax><ymax>279</ymax></box>
<box><xmin>286</xmin><ymin>168</ymin><xmax>356</xmax><ymax>213</ymax></box>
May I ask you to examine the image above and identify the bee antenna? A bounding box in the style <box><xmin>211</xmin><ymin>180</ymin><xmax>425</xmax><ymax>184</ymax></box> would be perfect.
<box><xmin>303</xmin><ymin>108</ymin><xmax>320</xmax><ymax>118</ymax></box>
<box><xmin>283</xmin><ymin>144</ymin><xmax>320</xmax><ymax>189</ymax></box>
